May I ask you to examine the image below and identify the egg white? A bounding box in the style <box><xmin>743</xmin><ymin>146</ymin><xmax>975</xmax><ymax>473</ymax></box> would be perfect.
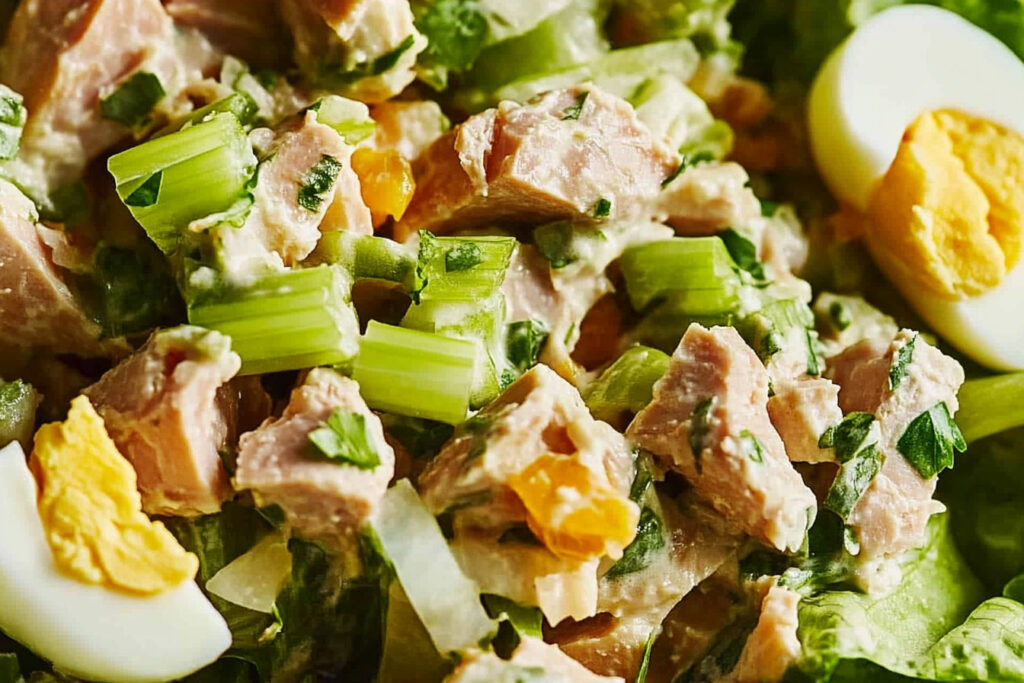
<box><xmin>0</xmin><ymin>442</ymin><xmax>231</xmax><ymax>683</ymax></box>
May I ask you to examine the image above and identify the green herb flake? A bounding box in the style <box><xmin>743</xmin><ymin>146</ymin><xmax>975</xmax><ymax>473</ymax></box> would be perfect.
<box><xmin>604</xmin><ymin>506</ymin><xmax>666</xmax><ymax>579</ymax></box>
<box><xmin>297</xmin><ymin>154</ymin><xmax>343</xmax><ymax>213</ymax></box>
<box><xmin>829</xmin><ymin>300</ymin><xmax>852</xmax><ymax>331</ymax></box>
<box><xmin>806</xmin><ymin>328</ymin><xmax>821</xmax><ymax>376</ymax></box>
<box><xmin>759</xmin><ymin>199</ymin><xmax>780</xmax><ymax>218</ymax></box>
<box><xmin>561</xmin><ymin>91</ymin><xmax>589</xmax><ymax>121</ymax></box>
<box><xmin>444</xmin><ymin>242</ymin><xmax>484</xmax><ymax>272</ymax></box>
<box><xmin>637</xmin><ymin>628</ymin><xmax>657</xmax><ymax>683</ymax></box>
<box><xmin>720</xmin><ymin>228</ymin><xmax>766</xmax><ymax>281</ymax></box>
<box><xmin>534</xmin><ymin>221</ymin><xmax>577</xmax><ymax>269</ymax></box>
<box><xmin>307</xmin><ymin>408</ymin><xmax>381</xmax><ymax>470</ymax></box>
<box><xmin>739</xmin><ymin>429</ymin><xmax>766</xmax><ymax>463</ymax></box>
<box><xmin>897</xmin><ymin>401</ymin><xmax>966</xmax><ymax>479</ymax></box>
<box><xmin>889</xmin><ymin>334</ymin><xmax>917</xmax><ymax>391</ymax></box>
<box><xmin>819</xmin><ymin>411</ymin><xmax>877</xmax><ymax>462</ymax></box>
<box><xmin>629</xmin><ymin>456</ymin><xmax>654</xmax><ymax>504</ymax></box>
<box><xmin>824</xmin><ymin>446</ymin><xmax>884</xmax><ymax>520</ymax></box>
<box><xmin>332</xmin><ymin>35</ymin><xmax>417</xmax><ymax>86</ymax></box>
<box><xmin>592</xmin><ymin>197</ymin><xmax>612</xmax><ymax>219</ymax></box>
<box><xmin>689</xmin><ymin>397</ymin><xmax>716</xmax><ymax>473</ymax></box>
<box><xmin>661</xmin><ymin>150</ymin><xmax>715</xmax><ymax>188</ymax></box>
<box><xmin>506</xmin><ymin>320</ymin><xmax>549</xmax><ymax>374</ymax></box>
<box><xmin>416</xmin><ymin>0</ymin><xmax>489</xmax><ymax>71</ymax></box>
<box><xmin>124</xmin><ymin>171</ymin><xmax>163</xmax><ymax>208</ymax></box>
<box><xmin>0</xmin><ymin>84</ymin><xmax>26</xmax><ymax>161</ymax></box>
<box><xmin>100</xmin><ymin>72</ymin><xmax>166</xmax><ymax>128</ymax></box>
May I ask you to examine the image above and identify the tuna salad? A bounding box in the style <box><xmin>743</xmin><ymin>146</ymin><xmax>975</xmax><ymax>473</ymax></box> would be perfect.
<box><xmin>2</xmin><ymin>1</ymin><xmax>1024</xmax><ymax>682</ymax></box>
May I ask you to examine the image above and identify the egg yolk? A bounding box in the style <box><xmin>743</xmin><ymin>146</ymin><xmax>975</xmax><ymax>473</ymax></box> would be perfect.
<box><xmin>351</xmin><ymin>147</ymin><xmax>415</xmax><ymax>228</ymax></box>
<box><xmin>30</xmin><ymin>396</ymin><xmax>198</xmax><ymax>595</ymax></box>
<box><xmin>867</xmin><ymin>109</ymin><xmax>1024</xmax><ymax>298</ymax></box>
<box><xmin>508</xmin><ymin>454</ymin><xmax>638</xmax><ymax>562</ymax></box>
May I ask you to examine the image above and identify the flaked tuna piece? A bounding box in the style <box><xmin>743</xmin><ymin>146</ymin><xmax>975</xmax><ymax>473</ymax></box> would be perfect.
<box><xmin>235</xmin><ymin>368</ymin><xmax>394</xmax><ymax>538</ymax></box>
<box><xmin>369</xmin><ymin>100</ymin><xmax>449</xmax><ymax>161</ymax></box>
<box><xmin>721</xmin><ymin>583</ymin><xmax>802</xmax><ymax>683</ymax></box>
<box><xmin>1</xmin><ymin>0</ymin><xmax>209</xmax><ymax>195</ymax></box>
<box><xmin>627</xmin><ymin>324</ymin><xmax>817</xmax><ymax>552</ymax></box>
<box><xmin>208</xmin><ymin>110</ymin><xmax>371</xmax><ymax>284</ymax></box>
<box><xmin>827</xmin><ymin>330</ymin><xmax>964</xmax><ymax>567</ymax></box>
<box><xmin>83</xmin><ymin>326</ymin><xmax>240</xmax><ymax>516</ymax></box>
<box><xmin>768</xmin><ymin>378</ymin><xmax>843</xmax><ymax>464</ymax></box>
<box><xmin>394</xmin><ymin>86</ymin><xmax>679</xmax><ymax>241</ymax></box>
<box><xmin>0</xmin><ymin>180</ymin><xmax>121</xmax><ymax>358</ymax></box>
<box><xmin>655</xmin><ymin>161</ymin><xmax>762</xmax><ymax>235</ymax></box>
<box><xmin>447</xmin><ymin>636</ymin><xmax>623</xmax><ymax>683</ymax></box>
<box><xmin>280</xmin><ymin>0</ymin><xmax>426</xmax><ymax>103</ymax></box>
<box><xmin>163</xmin><ymin>0</ymin><xmax>291</xmax><ymax>68</ymax></box>
<box><xmin>417</xmin><ymin>364</ymin><xmax>635</xmax><ymax>531</ymax></box>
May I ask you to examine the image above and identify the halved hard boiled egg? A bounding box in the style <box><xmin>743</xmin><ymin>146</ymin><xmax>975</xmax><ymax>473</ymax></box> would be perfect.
<box><xmin>0</xmin><ymin>414</ymin><xmax>230</xmax><ymax>681</ymax></box>
<box><xmin>809</xmin><ymin>5</ymin><xmax>1024</xmax><ymax>370</ymax></box>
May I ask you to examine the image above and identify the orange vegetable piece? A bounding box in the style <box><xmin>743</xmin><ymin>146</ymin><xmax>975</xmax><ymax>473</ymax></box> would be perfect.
<box><xmin>351</xmin><ymin>147</ymin><xmax>415</xmax><ymax>229</ymax></box>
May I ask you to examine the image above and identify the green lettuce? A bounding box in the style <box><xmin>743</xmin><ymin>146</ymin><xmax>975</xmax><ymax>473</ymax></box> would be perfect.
<box><xmin>612</xmin><ymin>0</ymin><xmax>738</xmax><ymax>53</ymax></box>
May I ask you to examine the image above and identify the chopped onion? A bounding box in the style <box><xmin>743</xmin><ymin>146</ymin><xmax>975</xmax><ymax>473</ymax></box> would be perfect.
<box><xmin>205</xmin><ymin>532</ymin><xmax>292</xmax><ymax>613</ymax></box>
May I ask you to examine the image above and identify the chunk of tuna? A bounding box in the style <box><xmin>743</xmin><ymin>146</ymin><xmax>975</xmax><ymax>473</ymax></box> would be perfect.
<box><xmin>281</xmin><ymin>0</ymin><xmax>426</xmax><ymax>103</ymax></box>
<box><xmin>655</xmin><ymin>161</ymin><xmax>762</xmax><ymax>235</ymax></box>
<box><xmin>394</xmin><ymin>86</ymin><xmax>678</xmax><ymax>241</ymax></box>
<box><xmin>163</xmin><ymin>0</ymin><xmax>291</xmax><ymax>68</ymax></box>
<box><xmin>369</xmin><ymin>100</ymin><xmax>449</xmax><ymax>161</ymax></box>
<box><xmin>209</xmin><ymin>111</ymin><xmax>371</xmax><ymax>284</ymax></box>
<box><xmin>83</xmin><ymin>326</ymin><xmax>240</xmax><ymax>516</ymax></box>
<box><xmin>235</xmin><ymin>368</ymin><xmax>395</xmax><ymax>538</ymax></box>
<box><xmin>768</xmin><ymin>378</ymin><xmax>843</xmax><ymax>464</ymax></box>
<box><xmin>722</xmin><ymin>583</ymin><xmax>802</xmax><ymax>683</ymax></box>
<box><xmin>1</xmin><ymin>0</ymin><xmax>207</xmax><ymax>195</ymax></box>
<box><xmin>0</xmin><ymin>180</ymin><xmax>119</xmax><ymax>358</ymax></box>
<box><xmin>627</xmin><ymin>324</ymin><xmax>817</xmax><ymax>552</ymax></box>
<box><xmin>827</xmin><ymin>330</ymin><xmax>964</xmax><ymax>564</ymax></box>
<box><xmin>447</xmin><ymin>637</ymin><xmax>623</xmax><ymax>683</ymax></box>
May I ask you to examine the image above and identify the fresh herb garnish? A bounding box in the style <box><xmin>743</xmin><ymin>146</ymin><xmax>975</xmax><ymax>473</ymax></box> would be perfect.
<box><xmin>506</xmin><ymin>320</ymin><xmax>548</xmax><ymax>374</ymax></box>
<box><xmin>818</xmin><ymin>412</ymin><xmax>877</xmax><ymax>462</ymax></box>
<box><xmin>561</xmin><ymin>90</ymin><xmax>589</xmax><ymax>121</ymax></box>
<box><xmin>592</xmin><ymin>197</ymin><xmax>612</xmax><ymax>219</ymax></box>
<box><xmin>444</xmin><ymin>242</ymin><xmax>484</xmax><ymax>272</ymax></box>
<box><xmin>534</xmin><ymin>221</ymin><xmax>577</xmax><ymax>269</ymax></box>
<box><xmin>604</xmin><ymin>506</ymin><xmax>666</xmax><ymax>579</ymax></box>
<box><xmin>416</xmin><ymin>0</ymin><xmax>489</xmax><ymax>71</ymax></box>
<box><xmin>824</xmin><ymin>445</ymin><xmax>884</xmax><ymax>520</ymax></box>
<box><xmin>720</xmin><ymin>228</ymin><xmax>766</xmax><ymax>282</ymax></box>
<box><xmin>331</xmin><ymin>35</ymin><xmax>417</xmax><ymax>85</ymax></box>
<box><xmin>661</xmin><ymin>151</ymin><xmax>715</xmax><ymax>187</ymax></box>
<box><xmin>889</xmin><ymin>334</ymin><xmax>917</xmax><ymax>390</ymax></box>
<box><xmin>0</xmin><ymin>84</ymin><xmax>25</xmax><ymax>160</ymax></box>
<box><xmin>829</xmin><ymin>300</ymin><xmax>852</xmax><ymax>331</ymax></box>
<box><xmin>689</xmin><ymin>397</ymin><xmax>716</xmax><ymax>473</ymax></box>
<box><xmin>739</xmin><ymin>429</ymin><xmax>766</xmax><ymax>463</ymax></box>
<box><xmin>101</xmin><ymin>72</ymin><xmax>165</xmax><ymax>128</ymax></box>
<box><xmin>308</xmin><ymin>408</ymin><xmax>381</xmax><ymax>470</ymax></box>
<box><xmin>124</xmin><ymin>171</ymin><xmax>162</xmax><ymax>208</ymax></box>
<box><xmin>897</xmin><ymin>401</ymin><xmax>966</xmax><ymax>478</ymax></box>
<box><xmin>297</xmin><ymin>154</ymin><xmax>343</xmax><ymax>212</ymax></box>
<box><xmin>629</xmin><ymin>455</ymin><xmax>654</xmax><ymax>503</ymax></box>
<box><xmin>806</xmin><ymin>328</ymin><xmax>821</xmax><ymax>376</ymax></box>
<box><xmin>759</xmin><ymin>199</ymin><xmax>780</xmax><ymax>218</ymax></box>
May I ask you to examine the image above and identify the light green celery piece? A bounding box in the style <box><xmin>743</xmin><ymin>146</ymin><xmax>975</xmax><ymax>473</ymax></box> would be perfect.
<box><xmin>956</xmin><ymin>372</ymin><xmax>1024</xmax><ymax>444</ymax></box>
<box><xmin>156</xmin><ymin>92</ymin><xmax>259</xmax><ymax>137</ymax></box>
<box><xmin>612</xmin><ymin>0</ymin><xmax>738</xmax><ymax>47</ymax></box>
<box><xmin>584</xmin><ymin>346</ymin><xmax>670</xmax><ymax>422</ymax></box>
<box><xmin>417</xmin><ymin>234</ymin><xmax>517</xmax><ymax>302</ymax></box>
<box><xmin>108</xmin><ymin>112</ymin><xmax>257</xmax><ymax>254</ymax></box>
<box><xmin>0</xmin><ymin>84</ymin><xmax>26</xmax><ymax>161</ymax></box>
<box><xmin>631</xmin><ymin>75</ymin><xmax>732</xmax><ymax>158</ymax></box>
<box><xmin>738</xmin><ymin>298</ymin><xmax>816</xmax><ymax>364</ymax></box>
<box><xmin>309</xmin><ymin>95</ymin><xmax>376</xmax><ymax>145</ymax></box>
<box><xmin>492</xmin><ymin>38</ymin><xmax>700</xmax><ymax>107</ymax></box>
<box><xmin>619</xmin><ymin>237</ymin><xmax>741</xmax><ymax>313</ymax></box>
<box><xmin>353</xmin><ymin>321</ymin><xmax>477</xmax><ymax>425</ymax></box>
<box><xmin>791</xmin><ymin>513</ymin><xmax>1024</xmax><ymax>681</ymax></box>
<box><xmin>187</xmin><ymin>265</ymin><xmax>359</xmax><ymax>376</ymax></box>
<box><xmin>311</xmin><ymin>230</ymin><xmax>417</xmax><ymax>285</ymax></box>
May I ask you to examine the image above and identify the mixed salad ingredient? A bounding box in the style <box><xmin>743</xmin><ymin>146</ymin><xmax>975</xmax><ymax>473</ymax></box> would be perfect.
<box><xmin>0</xmin><ymin>1</ymin><xmax>1023</xmax><ymax>682</ymax></box>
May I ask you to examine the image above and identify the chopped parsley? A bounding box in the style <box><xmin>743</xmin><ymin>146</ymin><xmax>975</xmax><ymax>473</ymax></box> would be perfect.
<box><xmin>444</xmin><ymin>242</ymin><xmax>484</xmax><ymax>272</ymax></box>
<box><xmin>896</xmin><ymin>401</ymin><xmax>966</xmax><ymax>479</ymax></box>
<box><xmin>661</xmin><ymin>150</ymin><xmax>715</xmax><ymax>187</ymax></box>
<box><xmin>604</xmin><ymin>506</ymin><xmax>666</xmax><ymax>579</ymax></box>
<box><xmin>806</xmin><ymin>329</ymin><xmax>821</xmax><ymax>376</ymax></box>
<box><xmin>506</xmin><ymin>320</ymin><xmax>549</xmax><ymax>373</ymax></box>
<box><xmin>889</xmin><ymin>334</ymin><xmax>917</xmax><ymax>391</ymax></box>
<box><xmin>629</xmin><ymin>455</ymin><xmax>654</xmax><ymax>503</ymax></box>
<box><xmin>332</xmin><ymin>35</ymin><xmax>417</xmax><ymax>85</ymax></box>
<box><xmin>297</xmin><ymin>154</ymin><xmax>343</xmax><ymax>212</ymax></box>
<box><xmin>416</xmin><ymin>0</ymin><xmax>489</xmax><ymax>71</ymax></box>
<box><xmin>534</xmin><ymin>221</ymin><xmax>576</xmax><ymax>269</ymax></box>
<box><xmin>379</xmin><ymin>414</ymin><xmax>453</xmax><ymax>460</ymax></box>
<box><xmin>124</xmin><ymin>171</ymin><xmax>162</xmax><ymax>208</ymax></box>
<box><xmin>738</xmin><ymin>429</ymin><xmax>766</xmax><ymax>463</ymax></box>
<box><xmin>829</xmin><ymin>301</ymin><xmax>852</xmax><ymax>331</ymax></box>
<box><xmin>561</xmin><ymin>90</ymin><xmax>589</xmax><ymax>121</ymax></box>
<box><xmin>689</xmin><ymin>397</ymin><xmax>716</xmax><ymax>473</ymax></box>
<box><xmin>307</xmin><ymin>408</ymin><xmax>381</xmax><ymax>470</ymax></box>
<box><xmin>100</xmin><ymin>72</ymin><xmax>165</xmax><ymax>128</ymax></box>
<box><xmin>824</xmin><ymin>446</ymin><xmax>884</xmax><ymax>520</ymax></box>
<box><xmin>759</xmin><ymin>199</ymin><xmax>780</xmax><ymax>218</ymax></box>
<box><xmin>720</xmin><ymin>228</ymin><xmax>766</xmax><ymax>282</ymax></box>
<box><xmin>0</xmin><ymin>84</ymin><xmax>25</xmax><ymax>160</ymax></box>
<box><xmin>818</xmin><ymin>412</ymin><xmax>877</xmax><ymax>462</ymax></box>
<box><xmin>592</xmin><ymin>197</ymin><xmax>612</xmax><ymax>219</ymax></box>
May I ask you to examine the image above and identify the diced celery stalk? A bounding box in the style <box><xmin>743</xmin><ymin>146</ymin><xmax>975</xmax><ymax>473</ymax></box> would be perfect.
<box><xmin>957</xmin><ymin>372</ymin><xmax>1024</xmax><ymax>444</ymax></box>
<box><xmin>163</xmin><ymin>92</ymin><xmax>259</xmax><ymax>135</ymax></box>
<box><xmin>312</xmin><ymin>231</ymin><xmax>417</xmax><ymax>285</ymax></box>
<box><xmin>419</xmin><ymin>235</ymin><xmax>517</xmax><ymax>301</ymax></box>
<box><xmin>353</xmin><ymin>321</ymin><xmax>477</xmax><ymax>425</ymax></box>
<box><xmin>737</xmin><ymin>298</ymin><xmax>814</xmax><ymax>362</ymax></box>
<box><xmin>631</xmin><ymin>75</ymin><xmax>731</xmax><ymax>158</ymax></box>
<box><xmin>187</xmin><ymin>265</ymin><xmax>359</xmax><ymax>375</ymax></box>
<box><xmin>633</xmin><ymin>300</ymin><xmax>733</xmax><ymax>354</ymax></box>
<box><xmin>108</xmin><ymin>113</ymin><xmax>257</xmax><ymax>254</ymax></box>
<box><xmin>584</xmin><ymin>346</ymin><xmax>670</xmax><ymax>422</ymax></box>
<box><xmin>492</xmin><ymin>39</ymin><xmax>700</xmax><ymax>107</ymax></box>
<box><xmin>311</xmin><ymin>95</ymin><xmax>376</xmax><ymax>145</ymax></box>
<box><xmin>619</xmin><ymin>237</ymin><xmax>741</xmax><ymax>313</ymax></box>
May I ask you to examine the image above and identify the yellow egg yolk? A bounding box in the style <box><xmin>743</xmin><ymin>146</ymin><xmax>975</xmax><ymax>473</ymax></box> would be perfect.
<box><xmin>508</xmin><ymin>454</ymin><xmax>638</xmax><ymax>562</ymax></box>
<box><xmin>30</xmin><ymin>396</ymin><xmax>198</xmax><ymax>595</ymax></box>
<box><xmin>867</xmin><ymin>109</ymin><xmax>1024</xmax><ymax>298</ymax></box>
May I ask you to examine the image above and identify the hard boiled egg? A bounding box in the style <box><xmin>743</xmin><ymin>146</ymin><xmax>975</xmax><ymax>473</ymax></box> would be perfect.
<box><xmin>808</xmin><ymin>6</ymin><xmax>1024</xmax><ymax>370</ymax></box>
<box><xmin>0</xmin><ymin>411</ymin><xmax>230</xmax><ymax>681</ymax></box>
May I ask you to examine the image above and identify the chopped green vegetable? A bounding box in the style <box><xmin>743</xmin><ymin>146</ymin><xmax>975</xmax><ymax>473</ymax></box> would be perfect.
<box><xmin>444</xmin><ymin>242</ymin><xmax>484</xmax><ymax>272</ymax></box>
<box><xmin>689</xmin><ymin>396</ymin><xmax>715</xmax><ymax>473</ymax></box>
<box><xmin>561</xmin><ymin>90</ymin><xmax>589</xmax><ymax>120</ymax></box>
<box><xmin>819</xmin><ymin>412</ymin><xmax>878</xmax><ymax>462</ymax></box>
<box><xmin>719</xmin><ymin>228</ymin><xmax>766</xmax><ymax>282</ymax></box>
<box><xmin>378</xmin><ymin>415</ymin><xmax>454</xmax><ymax>460</ymax></box>
<box><xmin>0</xmin><ymin>380</ymin><xmax>38</xmax><ymax>452</ymax></box>
<box><xmin>506</xmin><ymin>320</ymin><xmax>549</xmax><ymax>374</ymax></box>
<box><xmin>312</xmin><ymin>231</ymin><xmax>417</xmax><ymax>285</ymax></box>
<box><xmin>297</xmin><ymin>154</ymin><xmax>343</xmax><ymax>213</ymax></box>
<box><xmin>0</xmin><ymin>84</ymin><xmax>25</xmax><ymax>160</ymax></box>
<box><xmin>604</xmin><ymin>506</ymin><xmax>666</xmax><ymax>579</ymax></box>
<box><xmin>662</xmin><ymin>150</ymin><xmax>715</xmax><ymax>187</ymax></box>
<box><xmin>889</xmin><ymin>333</ymin><xmax>917</xmax><ymax>390</ymax></box>
<box><xmin>897</xmin><ymin>401</ymin><xmax>966</xmax><ymax>479</ymax></box>
<box><xmin>308</xmin><ymin>409</ymin><xmax>381</xmax><ymax>470</ymax></box>
<box><xmin>592</xmin><ymin>197</ymin><xmax>612</xmax><ymax>219</ymax></box>
<box><xmin>956</xmin><ymin>372</ymin><xmax>1024</xmax><ymax>443</ymax></box>
<box><xmin>412</xmin><ymin>231</ymin><xmax>516</xmax><ymax>302</ymax></box>
<box><xmin>637</xmin><ymin>628</ymin><xmax>657</xmax><ymax>683</ymax></box>
<box><xmin>534</xmin><ymin>221</ymin><xmax>599</xmax><ymax>269</ymax></box>
<box><xmin>123</xmin><ymin>171</ymin><xmax>162</xmax><ymax>208</ymax></box>
<box><xmin>330</xmin><ymin>35</ymin><xmax>418</xmax><ymax>87</ymax></box>
<box><xmin>101</xmin><ymin>72</ymin><xmax>165</xmax><ymax>128</ymax></box>
<box><xmin>828</xmin><ymin>300</ymin><xmax>852</xmax><ymax>331</ymax></box>
<box><xmin>739</xmin><ymin>429</ymin><xmax>766</xmax><ymax>463</ymax></box>
<box><xmin>620</xmin><ymin>237</ymin><xmax>742</xmax><ymax>314</ymax></box>
<box><xmin>481</xmin><ymin>594</ymin><xmax>543</xmax><ymax>638</ymax></box>
<box><xmin>309</xmin><ymin>95</ymin><xmax>376</xmax><ymax>144</ymax></box>
<box><xmin>824</xmin><ymin>446</ymin><xmax>883</xmax><ymax>520</ymax></box>
<box><xmin>415</xmin><ymin>0</ymin><xmax>490</xmax><ymax>72</ymax></box>
<box><xmin>92</xmin><ymin>243</ymin><xmax>184</xmax><ymax>338</ymax></box>
<box><xmin>584</xmin><ymin>346</ymin><xmax>670</xmax><ymax>423</ymax></box>
<box><xmin>0</xmin><ymin>652</ymin><xmax>21</xmax><ymax>683</ymax></box>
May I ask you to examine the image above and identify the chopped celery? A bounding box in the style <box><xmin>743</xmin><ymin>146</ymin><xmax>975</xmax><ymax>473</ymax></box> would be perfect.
<box><xmin>100</xmin><ymin>72</ymin><xmax>165</xmax><ymax>128</ymax></box>
<box><xmin>186</xmin><ymin>265</ymin><xmax>359</xmax><ymax>375</ymax></box>
<box><xmin>353</xmin><ymin>321</ymin><xmax>477</xmax><ymax>425</ymax></box>
<box><xmin>738</xmin><ymin>298</ymin><xmax>815</xmax><ymax>365</ymax></box>
<box><xmin>0</xmin><ymin>84</ymin><xmax>25</xmax><ymax>160</ymax></box>
<box><xmin>413</xmin><ymin>232</ymin><xmax>517</xmax><ymax>302</ymax></box>
<box><xmin>309</xmin><ymin>95</ymin><xmax>376</xmax><ymax>145</ymax></box>
<box><xmin>0</xmin><ymin>380</ymin><xmax>38</xmax><ymax>451</ymax></box>
<box><xmin>633</xmin><ymin>300</ymin><xmax>733</xmax><ymax>354</ymax></box>
<box><xmin>619</xmin><ymin>237</ymin><xmax>742</xmax><ymax>313</ymax></box>
<box><xmin>108</xmin><ymin>113</ymin><xmax>257</xmax><ymax>254</ymax></box>
<box><xmin>158</xmin><ymin>92</ymin><xmax>259</xmax><ymax>136</ymax></box>
<box><xmin>584</xmin><ymin>346</ymin><xmax>670</xmax><ymax>422</ymax></box>
<box><xmin>957</xmin><ymin>373</ymin><xmax>1024</xmax><ymax>444</ymax></box>
<box><xmin>312</xmin><ymin>231</ymin><xmax>417</xmax><ymax>285</ymax></box>
<box><xmin>631</xmin><ymin>75</ymin><xmax>733</xmax><ymax>158</ymax></box>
